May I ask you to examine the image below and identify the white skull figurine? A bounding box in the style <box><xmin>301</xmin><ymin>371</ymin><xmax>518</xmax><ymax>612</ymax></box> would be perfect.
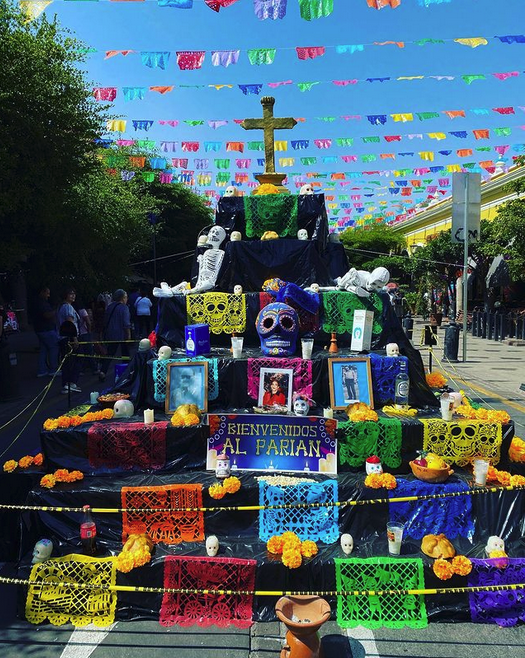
<box><xmin>365</xmin><ymin>456</ymin><xmax>383</xmax><ymax>475</ymax></box>
<box><xmin>206</xmin><ymin>225</ymin><xmax>227</xmax><ymax>249</ymax></box>
<box><xmin>234</xmin><ymin>285</ymin><xmax>243</xmax><ymax>295</ymax></box>
<box><xmin>386</xmin><ymin>343</ymin><xmax>400</xmax><ymax>357</ymax></box>
<box><xmin>206</xmin><ymin>535</ymin><xmax>220</xmax><ymax>557</ymax></box>
<box><xmin>340</xmin><ymin>534</ymin><xmax>354</xmax><ymax>556</ymax></box>
<box><xmin>485</xmin><ymin>536</ymin><xmax>505</xmax><ymax>556</ymax></box>
<box><xmin>215</xmin><ymin>453</ymin><xmax>231</xmax><ymax>479</ymax></box>
<box><xmin>32</xmin><ymin>538</ymin><xmax>53</xmax><ymax>564</ymax></box>
<box><xmin>299</xmin><ymin>183</ymin><xmax>314</xmax><ymax>195</ymax></box>
<box><xmin>224</xmin><ymin>185</ymin><xmax>238</xmax><ymax>197</ymax></box>
<box><xmin>113</xmin><ymin>399</ymin><xmax>135</xmax><ymax>418</ymax></box>
<box><xmin>158</xmin><ymin>345</ymin><xmax>172</xmax><ymax>361</ymax></box>
<box><xmin>309</xmin><ymin>283</ymin><xmax>320</xmax><ymax>294</ymax></box>
<box><xmin>197</xmin><ymin>235</ymin><xmax>209</xmax><ymax>247</ymax></box>
<box><xmin>231</xmin><ymin>231</ymin><xmax>242</xmax><ymax>242</ymax></box>
<box><xmin>293</xmin><ymin>396</ymin><xmax>310</xmax><ymax>416</ymax></box>
<box><xmin>138</xmin><ymin>338</ymin><xmax>152</xmax><ymax>352</ymax></box>
<box><xmin>297</xmin><ymin>229</ymin><xmax>308</xmax><ymax>241</ymax></box>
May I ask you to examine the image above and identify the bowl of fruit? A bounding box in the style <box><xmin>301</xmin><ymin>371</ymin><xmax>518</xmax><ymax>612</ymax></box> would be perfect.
<box><xmin>410</xmin><ymin>452</ymin><xmax>454</xmax><ymax>484</ymax></box>
<box><xmin>97</xmin><ymin>392</ymin><xmax>131</xmax><ymax>409</ymax></box>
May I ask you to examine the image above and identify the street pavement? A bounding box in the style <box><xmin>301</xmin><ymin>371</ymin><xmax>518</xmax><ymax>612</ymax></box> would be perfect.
<box><xmin>1</xmin><ymin>325</ymin><xmax>525</xmax><ymax>657</ymax></box>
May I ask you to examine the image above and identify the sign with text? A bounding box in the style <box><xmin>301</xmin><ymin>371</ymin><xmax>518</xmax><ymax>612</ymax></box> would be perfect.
<box><xmin>206</xmin><ymin>414</ymin><xmax>338</xmax><ymax>474</ymax></box>
<box><xmin>451</xmin><ymin>172</ymin><xmax>481</xmax><ymax>243</ymax></box>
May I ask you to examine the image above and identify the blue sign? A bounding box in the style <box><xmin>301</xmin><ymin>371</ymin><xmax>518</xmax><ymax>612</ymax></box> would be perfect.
<box><xmin>206</xmin><ymin>413</ymin><xmax>337</xmax><ymax>474</ymax></box>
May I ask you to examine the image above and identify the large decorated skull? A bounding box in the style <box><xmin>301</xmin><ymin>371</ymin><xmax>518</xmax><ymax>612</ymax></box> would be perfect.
<box><xmin>113</xmin><ymin>399</ymin><xmax>135</xmax><ymax>418</ymax></box>
<box><xmin>256</xmin><ymin>302</ymin><xmax>299</xmax><ymax>357</ymax></box>
<box><xmin>299</xmin><ymin>183</ymin><xmax>314</xmax><ymax>195</ymax></box>
<box><xmin>224</xmin><ymin>185</ymin><xmax>239</xmax><ymax>197</ymax></box>
<box><xmin>206</xmin><ymin>225</ymin><xmax>227</xmax><ymax>249</ymax></box>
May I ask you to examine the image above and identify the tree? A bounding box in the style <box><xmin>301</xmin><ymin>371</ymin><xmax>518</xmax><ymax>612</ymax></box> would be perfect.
<box><xmin>339</xmin><ymin>224</ymin><xmax>408</xmax><ymax>280</ymax></box>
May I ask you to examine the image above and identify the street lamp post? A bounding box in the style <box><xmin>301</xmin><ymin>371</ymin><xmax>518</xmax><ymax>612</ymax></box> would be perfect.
<box><xmin>148</xmin><ymin>213</ymin><xmax>159</xmax><ymax>286</ymax></box>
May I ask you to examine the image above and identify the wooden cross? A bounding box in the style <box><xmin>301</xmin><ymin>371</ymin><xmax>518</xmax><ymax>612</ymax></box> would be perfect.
<box><xmin>241</xmin><ymin>96</ymin><xmax>297</xmax><ymax>174</ymax></box>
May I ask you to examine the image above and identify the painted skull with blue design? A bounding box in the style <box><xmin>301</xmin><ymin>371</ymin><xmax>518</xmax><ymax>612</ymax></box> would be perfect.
<box><xmin>256</xmin><ymin>302</ymin><xmax>299</xmax><ymax>356</ymax></box>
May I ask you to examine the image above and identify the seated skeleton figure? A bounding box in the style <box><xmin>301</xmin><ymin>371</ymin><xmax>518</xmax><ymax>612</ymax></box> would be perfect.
<box><xmin>153</xmin><ymin>226</ymin><xmax>227</xmax><ymax>297</ymax></box>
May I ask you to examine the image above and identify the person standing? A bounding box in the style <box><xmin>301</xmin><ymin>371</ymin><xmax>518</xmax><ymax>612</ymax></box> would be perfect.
<box><xmin>134</xmin><ymin>287</ymin><xmax>153</xmax><ymax>339</ymax></box>
<box><xmin>57</xmin><ymin>289</ymin><xmax>82</xmax><ymax>394</ymax></box>
<box><xmin>99</xmin><ymin>289</ymin><xmax>131</xmax><ymax>382</ymax></box>
<box><xmin>33</xmin><ymin>287</ymin><xmax>59</xmax><ymax>377</ymax></box>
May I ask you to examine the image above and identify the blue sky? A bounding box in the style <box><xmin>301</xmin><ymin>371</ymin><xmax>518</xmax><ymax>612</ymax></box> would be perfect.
<box><xmin>43</xmin><ymin>0</ymin><xmax>525</xmax><ymax>224</ymax></box>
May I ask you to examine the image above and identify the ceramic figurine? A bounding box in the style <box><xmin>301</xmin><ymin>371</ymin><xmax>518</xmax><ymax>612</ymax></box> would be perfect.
<box><xmin>299</xmin><ymin>183</ymin><xmax>314</xmax><ymax>195</ymax></box>
<box><xmin>197</xmin><ymin>235</ymin><xmax>208</xmax><ymax>246</ymax></box>
<box><xmin>158</xmin><ymin>345</ymin><xmax>172</xmax><ymax>360</ymax></box>
<box><xmin>206</xmin><ymin>535</ymin><xmax>220</xmax><ymax>557</ymax></box>
<box><xmin>113</xmin><ymin>399</ymin><xmax>135</xmax><ymax>418</ymax></box>
<box><xmin>365</xmin><ymin>455</ymin><xmax>383</xmax><ymax>475</ymax></box>
<box><xmin>32</xmin><ymin>539</ymin><xmax>53</xmax><ymax>564</ymax></box>
<box><xmin>215</xmin><ymin>453</ymin><xmax>231</xmax><ymax>479</ymax></box>
<box><xmin>255</xmin><ymin>302</ymin><xmax>299</xmax><ymax>357</ymax></box>
<box><xmin>293</xmin><ymin>394</ymin><xmax>310</xmax><ymax>417</ymax></box>
<box><xmin>386</xmin><ymin>343</ymin><xmax>400</xmax><ymax>357</ymax></box>
<box><xmin>335</xmin><ymin>267</ymin><xmax>390</xmax><ymax>298</ymax></box>
<box><xmin>485</xmin><ymin>535</ymin><xmax>505</xmax><ymax>556</ymax></box>
<box><xmin>340</xmin><ymin>533</ymin><xmax>354</xmax><ymax>556</ymax></box>
<box><xmin>234</xmin><ymin>285</ymin><xmax>243</xmax><ymax>295</ymax></box>
<box><xmin>231</xmin><ymin>231</ymin><xmax>242</xmax><ymax>242</ymax></box>
<box><xmin>138</xmin><ymin>338</ymin><xmax>152</xmax><ymax>352</ymax></box>
<box><xmin>224</xmin><ymin>185</ymin><xmax>239</xmax><ymax>197</ymax></box>
<box><xmin>297</xmin><ymin>229</ymin><xmax>308</xmax><ymax>240</ymax></box>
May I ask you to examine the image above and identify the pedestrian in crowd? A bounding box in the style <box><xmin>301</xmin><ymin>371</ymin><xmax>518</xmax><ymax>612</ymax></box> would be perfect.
<box><xmin>134</xmin><ymin>286</ymin><xmax>153</xmax><ymax>339</ymax></box>
<box><xmin>57</xmin><ymin>288</ymin><xmax>82</xmax><ymax>393</ymax></box>
<box><xmin>99</xmin><ymin>289</ymin><xmax>131</xmax><ymax>382</ymax></box>
<box><xmin>127</xmin><ymin>286</ymin><xmax>140</xmax><ymax>337</ymax></box>
<box><xmin>75</xmin><ymin>297</ymin><xmax>98</xmax><ymax>374</ymax></box>
<box><xmin>32</xmin><ymin>286</ymin><xmax>59</xmax><ymax>377</ymax></box>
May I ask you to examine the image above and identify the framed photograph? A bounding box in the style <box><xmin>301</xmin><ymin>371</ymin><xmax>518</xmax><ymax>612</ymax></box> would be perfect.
<box><xmin>328</xmin><ymin>357</ymin><xmax>374</xmax><ymax>411</ymax></box>
<box><xmin>258</xmin><ymin>367</ymin><xmax>294</xmax><ymax>411</ymax></box>
<box><xmin>165</xmin><ymin>361</ymin><xmax>208</xmax><ymax>414</ymax></box>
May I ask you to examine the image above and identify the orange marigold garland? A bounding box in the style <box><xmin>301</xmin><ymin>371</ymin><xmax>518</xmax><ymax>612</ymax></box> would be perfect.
<box><xmin>484</xmin><ymin>465</ymin><xmax>524</xmax><ymax>487</ymax></box>
<box><xmin>3</xmin><ymin>460</ymin><xmax>18</xmax><ymax>473</ymax></box>
<box><xmin>346</xmin><ymin>402</ymin><xmax>378</xmax><ymax>422</ymax></box>
<box><xmin>300</xmin><ymin>540</ymin><xmax>319</xmax><ymax>558</ymax></box>
<box><xmin>40</xmin><ymin>474</ymin><xmax>56</xmax><ymax>489</ymax></box>
<box><xmin>209</xmin><ymin>483</ymin><xmax>226</xmax><ymax>499</ymax></box>
<box><xmin>222</xmin><ymin>476</ymin><xmax>241</xmax><ymax>494</ymax></box>
<box><xmin>266</xmin><ymin>535</ymin><xmax>284</xmax><ymax>555</ymax></box>
<box><xmin>4</xmin><ymin>453</ymin><xmax>45</xmax><ymax>473</ymax></box>
<box><xmin>33</xmin><ymin>453</ymin><xmax>44</xmax><ymax>467</ymax></box>
<box><xmin>509</xmin><ymin>436</ymin><xmax>525</xmax><ymax>463</ymax></box>
<box><xmin>39</xmin><ymin>469</ymin><xmax>84</xmax><ymax>488</ymax></box>
<box><xmin>433</xmin><ymin>558</ymin><xmax>454</xmax><ymax>580</ymax></box>
<box><xmin>456</xmin><ymin>402</ymin><xmax>510</xmax><ymax>424</ymax></box>
<box><xmin>425</xmin><ymin>372</ymin><xmax>447</xmax><ymax>389</ymax></box>
<box><xmin>43</xmin><ymin>409</ymin><xmax>114</xmax><ymax>431</ymax></box>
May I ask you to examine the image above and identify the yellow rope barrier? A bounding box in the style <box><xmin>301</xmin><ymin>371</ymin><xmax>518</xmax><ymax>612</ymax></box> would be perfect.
<box><xmin>1</xmin><ymin>483</ymin><xmax>523</xmax><ymax>515</ymax></box>
<box><xmin>2</xmin><ymin>574</ymin><xmax>524</xmax><ymax>598</ymax></box>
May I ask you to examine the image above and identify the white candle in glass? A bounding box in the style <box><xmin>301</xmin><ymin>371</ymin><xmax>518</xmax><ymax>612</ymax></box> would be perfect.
<box><xmin>144</xmin><ymin>409</ymin><xmax>154</xmax><ymax>425</ymax></box>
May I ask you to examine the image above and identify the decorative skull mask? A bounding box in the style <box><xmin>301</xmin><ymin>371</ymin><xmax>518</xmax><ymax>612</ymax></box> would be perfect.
<box><xmin>206</xmin><ymin>225</ymin><xmax>227</xmax><ymax>249</ymax></box>
<box><xmin>224</xmin><ymin>186</ymin><xmax>238</xmax><ymax>197</ymax></box>
<box><xmin>340</xmin><ymin>533</ymin><xmax>354</xmax><ymax>555</ymax></box>
<box><xmin>366</xmin><ymin>267</ymin><xmax>390</xmax><ymax>292</ymax></box>
<box><xmin>299</xmin><ymin>183</ymin><xmax>314</xmax><ymax>195</ymax></box>
<box><xmin>365</xmin><ymin>455</ymin><xmax>383</xmax><ymax>475</ymax></box>
<box><xmin>158</xmin><ymin>345</ymin><xmax>172</xmax><ymax>360</ymax></box>
<box><xmin>256</xmin><ymin>302</ymin><xmax>299</xmax><ymax>357</ymax></box>
<box><xmin>231</xmin><ymin>231</ymin><xmax>242</xmax><ymax>242</ymax></box>
<box><xmin>113</xmin><ymin>399</ymin><xmax>135</xmax><ymax>418</ymax></box>
<box><xmin>293</xmin><ymin>396</ymin><xmax>310</xmax><ymax>416</ymax></box>
<box><xmin>32</xmin><ymin>538</ymin><xmax>53</xmax><ymax>564</ymax></box>
<box><xmin>386</xmin><ymin>343</ymin><xmax>400</xmax><ymax>357</ymax></box>
<box><xmin>215</xmin><ymin>453</ymin><xmax>230</xmax><ymax>479</ymax></box>
<box><xmin>297</xmin><ymin>229</ymin><xmax>308</xmax><ymax>240</ymax></box>
<box><xmin>206</xmin><ymin>535</ymin><xmax>219</xmax><ymax>557</ymax></box>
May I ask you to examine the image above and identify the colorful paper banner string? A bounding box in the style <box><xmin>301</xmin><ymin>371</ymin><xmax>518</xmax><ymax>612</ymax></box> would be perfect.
<box><xmin>389</xmin><ymin>478</ymin><xmax>474</xmax><ymax>539</ymax></box>
<box><xmin>87</xmin><ymin>421</ymin><xmax>168</xmax><ymax>471</ymax></box>
<box><xmin>160</xmin><ymin>555</ymin><xmax>256</xmax><ymax>628</ymax></box>
<box><xmin>186</xmin><ymin>292</ymin><xmax>246</xmax><ymax>335</ymax></box>
<box><xmin>259</xmin><ymin>480</ymin><xmax>339</xmax><ymax>543</ymax></box>
<box><xmin>338</xmin><ymin>417</ymin><xmax>402</xmax><ymax>468</ymax></box>
<box><xmin>121</xmin><ymin>483</ymin><xmax>204</xmax><ymax>544</ymax></box>
<box><xmin>421</xmin><ymin>418</ymin><xmax>503</xmax><ymax>466</ymax></box>
<box><xmin>335</xmin><ymin>557</ymin><xmax>427</xmax><ymax>629</ymax></box>
<box><xmin>26</xmin><ymin>554</ymin><xmax>117</xmax><ymax>627</ymax></box>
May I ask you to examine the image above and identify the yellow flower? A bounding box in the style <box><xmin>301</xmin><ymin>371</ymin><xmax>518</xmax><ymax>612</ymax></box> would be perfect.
<box><xmin>253</xmin><ymin>183</ymin><xmax>280</xmax><ymax>195</ymax></box>
<box><xmin>115</xmin><ymin>552</ymin><xmax>135</xmax><ymax>573</ymax></box>
<box><xmin>486</xmin><ymin>410</ymin><xmax>511</xmax><ymax>424</ymax></box>
<box><xmin>222</xmin><ymin>476</ymin><xmax>241</xmax><ymax>494</ymax></box>
<box><xmin>282</xmin><ymin>548</ymin><xmax>302</xmax><ymax>569</ymax></box>
<box><xmin>3</xmin><ymin>460</ymin><xmax>17</xmax><ymax>473</ymax></box>
<box><xmin>183</xmin><ymin>413</ymin><xmax>201</xmax><ymax>426</ymax></box>
<box><xmin>426</xmin><ymin>372</ymin><xmax>447</xmax><ymax>388</ymax></box>
<box><xmin>364</xmin><ymin>473</ymin><xmax>383</xmax><ymax>489</ymax></box>
<box><xmin>266</xmin><ymin>535</ymin><xmax>284</xmax><ymax>555</ymax></box>
<box><xmin>281</xmin><ymin>531</ymin><xmax>301</xmax><ymax>550</ymax></box>
<box><xmin>509</xmin><ymin>436</ymin><xmax>525</xmax><ymax>462</ymax></box>
<box><xmin>451</xmin><ymin>555</ymin><xmax>472</xmax><ymax>576</ymax></box>
<box><xmin>33</xmin><ymin>453</ymin><xmax>44</xmax><ymax>467</ymax></box>
<box><xmin>300</xmin><ymin>540</ymin><xmax>318</xmax><ymax>558</ymax></box>
<box><xmin>209</xmin><ymin>483</ymin><xmax>226</xmax><ymax>499</ymax></box>
<box><xmin>101</xmin><ymin>408</ymin><xmax>114</xmax><ymax>419</ymax></box>
<box><xmin>381</xmin><ymin>473</ymin><xmax>397</xmax><ymax>490</ymax></box>
<box><xmin>69</xmin><ymin>470</ymin><xmax>84</xmax><ymax>482</ymax></box>
<box><xmin>510</xmin><ymin>474</ymin><xmax>525</xmax><ymax>486</ymax></box>
<box><xmin>170</xmin><ymin>413</ymin><xmax>185</xmax><ymax>427</ymax></box>
<box><xmin>433</xmin><ymin>558</ymin><xmax>454</xmax><ymax>580</ymax></box>
<box><xmin>40</xmin><ymin>474</ymin><xmax>56</xmax><ymax>489</ymax></box>
<box><xmin>456</xmin><ymin>404</ymin><xmax>477</xmax><ymax>419</ymax></box>
<box><xmin>69</xmin><ymin>415</ymin><xmax>83</xmax><ymax>427</ymax></box>
<box><xmin>18</xmin><ymin>455</ymin><xmax>34</xmax><ymax>469</ymax></box>
<box><xmin>43</xmin><ymin>418</ymin><xmax>58</xmax><ymax>431</ymax></box>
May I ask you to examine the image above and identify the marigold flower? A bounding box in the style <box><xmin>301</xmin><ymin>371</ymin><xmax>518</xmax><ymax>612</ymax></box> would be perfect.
<box><xmin>40</xmin><ymin>474</ymin><xmax>56</xmax><ymax>489</ymax></box>
<box><xmin>496</xmin><ymin>470</ymin><xmax>511</xmax><ymax>486</ymax></box>
<box><xmin>426</xmin><ymin>372</ymin><xmax>447</xmax><ymax>389</ymax></box>
<box><xmin>183</xmin><ymin>413</ymin><xmax>201</xmax><ymax>426</ymax></box>
<box><xmin>486</xmin><ymin>465</ymin><xmax>499</xmax><ymax>482</ymax></box>
<box><xmin>281</xmin><ymin>531</ymin><xmax>301</xmax><ymax>550</ymax></box>
<box><xmin>510</xmin><ymin>474</ymin><xmax>525</xmax><ymax>486</ymax></box>
<box><xmin>115</xmin><ymin>552</ymin><xmax>135</xmax><ymax>573</ymax></box>
<box><xmin>456</xmin><ymin>404</ymin><xmax>477</xmax><ymax>420</ymax></box>
<box><xmin>266</xmin><ymin>535</ymin><xmax>284</xmax><ymax>555</ymax></box>
<box><xmin>54</xmin><ymin>469</ymin><xmax>70</xmax><ymax>482</ymax></box>
<box><xmin>33</xmin><ymin>453</ymin><xmax>44</xmax><ymax>467</ymax></box>
<box><xmin>281</xmin><ymin>548</ymin><xmax>302</xmax><ymax>569</ymax></box>
<box><xmin>451</xmin><ymin>555</ymin><xmax>472</xmax><ymax>576</ymax></box>
<box><xmin>101</xmin><ymin>408</ymin><xmax>114</xmax><ymax>419</ymax></box>
<box><xmin>170</xmin><ymin>413</ymin><xmax>185</xmax><ymax>427</ymax></box>
<box><xmin>300</xmin><ymin>540</ymin><xmax>318</xmax><ymax>558</ymax></box>
<box><xmin>209</xmin><ymin>483</ymin><xmax>226</xmax><ymax>499</ymax></box>
<box><xmin>57</xmin><ymin>416</ymin><xmax>72</xmax><ymax>429</ymax></box>
<box><xmin>509</xmin><ymin>437</ymin><xmax>525</xmax><ymax>462</ymax></box>
<box><xmin>433</xmin><ymin>558</ymin><xmax>454</xmax><ymax>580</ymax></box>
<box><xmin>350</xmin><ymin>409</ymin><xmax>379</xmax><ymax>422</ymax></box>
<box><xmin>69</xmin><ymin>415</ymin><xmax>83</xmax><ymax>427</ymax></box>
<box><xmin>364</xmin><ymin>473</ymin><xmax>383</xmax><ymax>489</ymax></box>
<box><xmin>3</xmin><ymin>460</ymin><xmax>17</xmax><ymax>473</ymax></box>
<box><xmin>222</xmin><ymin>476</ymin><xmax>241</xmax><ymax>494</ymax></box>
<box><xmin>253</xmin><ymin>183</ymin><xmax>280</xmax><ymax>195</ymax></box>
<box><xmin>486</xmin><ymin>410</ymin><xmax>511</xmax><ymax>424</ymax></box>
<box><xmin>43</xmin><ymin>419</ymin><xmax>57</xmax><ymax>431</ymax></box>
<box><xmin>133</xmin><ymin>546</ymin><xmax>152</xmax><ymax>568</ymax></box>
<box><xmin>18</xmin><ymin>455</ymin><xmax>34</xmax><ymax>469</ymax></box>
<box><xmin>69</xmin><ymin>470</ymin><xmax>84</xmax><ymax>482</ymax></box>
<box><xmin>381</xmin><ymin>473</ymin><xmax>398</xmax><ymax>490</ymax></box>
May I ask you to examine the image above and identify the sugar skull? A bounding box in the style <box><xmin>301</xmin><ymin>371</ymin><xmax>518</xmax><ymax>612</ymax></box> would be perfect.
<box><xmin>365</xmin><ymin>455</ymin><xmax>383</xmax><ymax>475</ymax></box>
<box><xmin>309</xmin><ymin>283</ymin><xmax>320</xmax><ymax>293</ymax></box>
<box><xmin>158</xmin><ymin>345</ymin><xmax>172</xmax><ymax>360</ymax></box>
<box><xmin>297</xmin><ymin>229</ymin><xmax>308</xmax><ymax>240</ymax></box>
<box><xmin>32</xmin><ymin>538</ymin><xmax>53</xmax><ymax>564</ymax></box>
<box><xmin>256</xmin><ymin>302</ymin><xmax>299</xmax><ymax>357</ymax></box>
<box><xmin>293</xmin><ymin>394</ymin><xmax>310</xmax><ymax>416</ymax></box>
<box><xmin>138</xmin><ymin>338</ymin><xmax>152</xmax><ymax>352</ymax></box>
<box><xmin>234</xmin><ymin>285</ymin><xmax>243</xmax><ymax>295</ymax></box>
<box><xmin>224</xmin><ymin>185</ymin><xmax>238</xmax><ymax>197</ymax></box>
<box><xmin>206</xmin><ymin>535</ymin><xmax>220</xmax><ymax>557</ymax></box>
<box><xmin>113</xmin><ymin>399</ymin><xmax>135</xmax><ymax>418</ymax></box>
<box><xmin>215</xmin><ymin>453</ymin><xmax>230</xmax><ymax>479</ymax></box>
<box><xmin>231</xmin><ymin>231</ymin><xmax>242</xmax><ymax>242</ymax></box>
<box><xmin>340</xmin><ymin>533</ymin><xmax>354</xmax><ymax>555</ymax></box>
<box><xmin>299</xmin><ymin>183</ymin><xmax>314</xmax><ymax>195</ymax></box>
<box><xmin>386</xmin><ymin>343</ymin><xmax>400</xmax><ymax>357</ymax></box>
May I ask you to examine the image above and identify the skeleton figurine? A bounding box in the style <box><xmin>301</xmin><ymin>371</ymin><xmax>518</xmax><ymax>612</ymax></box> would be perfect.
<box><xmin>335</xmin><ymin>267</ymin><xmax>390</xmax><ymax>298</ymax></box>
<box><xmin>299</xmin><ymin>183</ymin><xmax>314</xmax><ymax>195</ymax></box>
<box><xmin>153</xmin><ymin>226</ymin><xmax>227</xmax><ymax>297</ymax></box>
<box><xmin>32</xmin><ymin>539</ymin><xmax>53</xmax><ymax>564</ymax></box>
<box><xmin>340</xmin><ymin>534</ymin><xmax>354</xmax><ymax>556</ymax></box>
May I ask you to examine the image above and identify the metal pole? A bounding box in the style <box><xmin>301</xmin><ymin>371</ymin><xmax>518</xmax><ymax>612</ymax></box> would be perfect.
<box><xmin>153</xmin><ymin>225</ymin><xmax>157</xmax><ymax>286</ymax></box>
<box><xmin>462</xmin><ymin>177</ymin><xmax>468</xmax><ymax>362</ymax></box>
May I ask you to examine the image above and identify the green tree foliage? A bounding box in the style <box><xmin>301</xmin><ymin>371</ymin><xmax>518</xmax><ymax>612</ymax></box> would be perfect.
<box><xmin>339</xmin><ymin>224</ymin><xmax>408</xmax><ymax>280</ymax></box>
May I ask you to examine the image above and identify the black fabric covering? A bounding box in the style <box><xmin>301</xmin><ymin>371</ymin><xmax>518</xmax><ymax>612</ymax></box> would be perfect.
<box><xmin>107</xmin><ymin>348</ymin><xmax>157</xmax><ymax>399</ymax></box>
<box><xmin>214</xmin><ymin>194</ymin><xmax>329</xmax><ymax>247</ymax></box>
<box><xmin>17</xmin><ymin>469</ymin><xmax>524</xmax><ymax>623</ymax></box>
<box><xmin>216</xmin><ymin>240</ymin><xmax>348</xmax><ymax>292</ymax></box>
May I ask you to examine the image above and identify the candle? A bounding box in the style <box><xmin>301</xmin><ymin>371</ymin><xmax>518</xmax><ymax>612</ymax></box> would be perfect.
<box><xmin>323</xmin><ymin>408</ymin><xmax>334</xmax><ymax>419</ymax></box>
<box><xmin>144</xmin><ymin>409</ymin><xmax>154</xmax><ymax>425</ymax></box>
<box><xmin>90</xmin><ymin>392</ymin><xmax>99</xmax><ymax>405</ymax></box>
